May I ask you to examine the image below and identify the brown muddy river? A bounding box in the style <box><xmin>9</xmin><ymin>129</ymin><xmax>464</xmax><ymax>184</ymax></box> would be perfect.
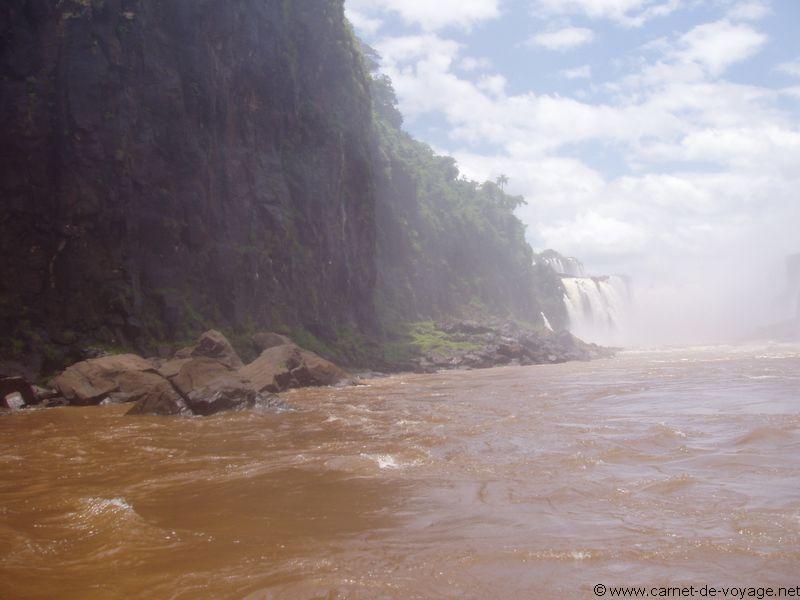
<box><xmin>1</xmin><ymin>344</ymin><xmax>799</xmax><ymax>599</ymax></box>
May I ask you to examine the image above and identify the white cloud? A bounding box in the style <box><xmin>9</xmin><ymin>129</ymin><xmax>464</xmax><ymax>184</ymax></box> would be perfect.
<box><xmin>347</xmin><ymin>0</ymin><xmax>500</xmax><ymax>31</ymax></box>
<box><xmin>560</xmin><ymin>65</ymin><xmax>593</xmax><ymax>79</ymax></box>
<box><xmin>527</xmin><ymin>27</ymin><xmax>595</xmax><ymax>51</ymax></box>
<box><xmin>727</xmin><ymin>1</ymin><xmax>771</xmax><ymax>21</ymax></box>
<box><xmin>674</xmin><ymin>19</ymin><xmax>767</xmax><ymax>76</ymax></box>
<box><xmin>540</xmin><ymin>211</ymin><xmax>648</xmax><ymax>260</ymax></box>
<box><xmin>459</xmin><ymin>56</ymin><xmax>492</xmax><ymax>72</ymax></box>
<box><xmin>345</xmin><ymin>8</ymin><xmax>383</xmax><ymax>35</ymax></box>
<box><xmin>776</xmin><ymin>59</ymin><xmax>800</xmax><ymax>78</ymax></box>
<box><xmin>530</xmin><ymin>0</ymin><xmax>680</xmax><ymax>27</ymax></box>
<box><xmin>477</xmin><ymin>74</ymin><xmax>508</xmax><ymax>96</ymax></box>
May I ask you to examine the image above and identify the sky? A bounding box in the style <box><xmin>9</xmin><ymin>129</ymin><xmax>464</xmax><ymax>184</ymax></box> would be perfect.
<box><xmin>346</xmin><ymin>0</ymin><xmax>800</xmax><ymax>343</ymax></box>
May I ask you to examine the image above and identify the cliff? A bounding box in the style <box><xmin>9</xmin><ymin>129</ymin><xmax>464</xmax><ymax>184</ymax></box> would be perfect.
<box><xmin>1</xmin><ymin>0</ymin><xmax>376</xmax><ymax>373</ymax></box>
<box><xmin>1</xmin><ymin>1</ymin><xmax>571</xmax><ymax>377</ymax></box>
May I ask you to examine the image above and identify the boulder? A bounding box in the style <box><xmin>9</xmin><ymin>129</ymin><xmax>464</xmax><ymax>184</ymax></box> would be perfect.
<box><xmin>0</xmin><ymin>376</ymin><xmax>38</xmax><ymax>406</ymax></box>
<box><xmin>155</xmin><ymin>357</ymin><xmax>192</xmax><ymax>379</ymax></box>
<box><xmin>32</xmin><ymin>385</ymin><xmax>59</xmax><ymax>403</ymax></box>
<box><xmin>292</xmin><ymin>349</ymin><xmax>347</xmax><ymax>387</ymax></box>
<box><xmin>1</xmin><ymin>392</ymin><xmax>25</xmax><ymax>411</ymax></box>
<box><xmin>174</xmin><ymin>330</ymin><xmax>243</xmax><ymax>369</ymax></box>
<box><xmin>127</xmin><ymin>355</ymin><xmax>257</xmax><ymax>417</ymax></box>
<box><xmin>167</xmin><ymin>357</ymin><xmax>238</xmax><ymax>397</ymax></box>
<box><xmin>239</xmin><ymin>344</ymin><xmax>301</xmax><ymax>393</ymax></box>
<box><xmin>239</xmin><ymin>344</ymin><xmax>346</xmax><ymax>393</ymax></box>
<box><xmin>126</xmin><ymin>380</ymin><xmax>189</xmax><ymax>416</ymax></box>
<box><xmin>252</xmin><ymin>332</ymin><xmax>294</xmax><ymax>352</ymax></box>
<box><xmin>185</xmin><ymin>377</ymin><xmax>257</xmax><ymax>416</ymax></box>
<box><xmin>50</xmin><ymin>354</ymin><xmax>165</xmax><ymax>405</ymax></box>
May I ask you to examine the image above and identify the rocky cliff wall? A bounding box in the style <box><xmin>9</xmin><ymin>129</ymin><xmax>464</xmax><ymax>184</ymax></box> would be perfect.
<box><xmin>1</xmin><ymin>0</ymin><xmax>376</xmax><ymax>372</ymax></box>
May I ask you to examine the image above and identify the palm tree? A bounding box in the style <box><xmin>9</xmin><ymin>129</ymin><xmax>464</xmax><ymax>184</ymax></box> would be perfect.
<box><xmin>495</xmin><ymin>174</ymin><xmax>509</xmax><ymax>191</ymax></box>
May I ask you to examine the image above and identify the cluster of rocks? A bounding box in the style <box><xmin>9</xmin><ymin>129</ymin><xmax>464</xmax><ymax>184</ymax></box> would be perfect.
<box><xmin>411</xmin><ymin>320</ymin><xmax>615</xmax><ymax>372</ymax></box>
<box><xmin>1</xmin><ymin>330</ymin><xmax>347</xmax><ymax>417</ymax></box>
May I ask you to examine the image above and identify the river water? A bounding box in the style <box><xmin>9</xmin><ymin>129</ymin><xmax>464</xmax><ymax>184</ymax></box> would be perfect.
<box><xmin>1</xmin><ymin>344</ymin><xmax>799</xmax><ymax>599</ymax></box>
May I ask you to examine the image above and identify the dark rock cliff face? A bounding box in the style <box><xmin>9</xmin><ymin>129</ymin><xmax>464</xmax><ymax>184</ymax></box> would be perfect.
<box><xmin>0</xmin><ymin>0</ymin><xmax>375</xmax><ymax>371</ymax></box>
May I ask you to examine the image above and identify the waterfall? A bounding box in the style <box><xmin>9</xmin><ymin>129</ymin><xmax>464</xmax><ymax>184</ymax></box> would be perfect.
<box><xmin>535</xmin><ymin>249</ymin><xmax>633</xmax><ymax>344</ymax></box>
<box><xmin>562</xmin><ymin>275</ymin><xmax>631</xmax><ymax>345</ymax></box>
<box><xmin>539</xmin><ymin>255</ymin><xmax>585</xmax><ymax>277</ymax></box>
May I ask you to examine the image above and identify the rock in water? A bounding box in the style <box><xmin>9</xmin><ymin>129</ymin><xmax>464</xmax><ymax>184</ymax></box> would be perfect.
<box><xmin>239</xmin><ymin>345</ymin><xmax>302</xmax><ymax>393</ymax></box>
<box><xmin>292</xmin><ymin>349</ymin><xmax>347</xmax><ymax>387</ymax></box>
<box><xmin>50</xmin><ymin>354</ymin><xmax>166</xmax><ymax>405</ymax></box>
<box><xmin>125</xmin><ymin>381</ymin><xmax>188</xmax><ymax>416</ymax></box>
<box><xmin>1</xmin><ymin>392</ymin><xmax>25</xmax><ymax>411</ymax></box>
<box><xmin>239</xmin><ymin>344</ymin><xmax>346</xmax><ymax>393</ymax></box>
<box><xmin>0</xmin><ymin>376</ymin><xmax>38</xmax><ymax>406</ymax></box>
<box><xmin>166</xmin><ymin>357</ymin><xmax>237</xmax><ymax>397</ymax></box>
<box><xmin>185</xmin><ymin>379</ymin><xmax>257</xmax><ymax>416</ymax></box>
<box><xmin>174</xmin><ymin>330</ymin><xmax>244</xmax><ymax>370</ymax></box>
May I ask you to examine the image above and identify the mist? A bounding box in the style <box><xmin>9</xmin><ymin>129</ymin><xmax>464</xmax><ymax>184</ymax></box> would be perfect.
<box><xmin>574</xmin><ymin>243</ymin><xmax>798</xmax><ymax>347</ymax></box>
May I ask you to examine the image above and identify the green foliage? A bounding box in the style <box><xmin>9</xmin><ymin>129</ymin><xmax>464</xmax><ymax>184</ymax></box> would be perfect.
<box><xmin>368</xmin><ymin>70</ymin><xmax>552</xmax><ymax>329</ymax></box>
<box><xmin>407</xmin><ymin>321</ymin><xmax>481</xmax><ymax>354</ymax></box>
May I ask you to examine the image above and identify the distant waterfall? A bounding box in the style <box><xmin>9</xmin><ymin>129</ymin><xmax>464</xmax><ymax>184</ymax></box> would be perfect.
<box><xmin>538</xmin><ymin>253</ymin><xmax>585</xmax><ymax>277</ymax></box>
<box><xmin>535</xmin><ymin>249</ymin><xmax>633</xmax><ymax>344</ymax></box>
<box><xmin>562</xmin><ymin>275</ymin><xmax>631</xmax><ymax>345</ymax></box>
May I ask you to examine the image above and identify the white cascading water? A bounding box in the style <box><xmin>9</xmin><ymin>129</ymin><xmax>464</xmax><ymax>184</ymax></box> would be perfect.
<box><xmin>540</xmin><ymin>255</ymin><xmax>585</xmax><ymax>277</ymax></box>
<box><xmin>562</xmin><ymin>275</ymin><xmax>631</xmax><ymax>345</ymax></box>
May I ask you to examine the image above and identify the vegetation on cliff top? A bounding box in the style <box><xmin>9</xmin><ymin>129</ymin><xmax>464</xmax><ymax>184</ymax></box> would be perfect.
<box><xmin>362</xmin><ymin>42</ymin><xmax>567</xmax><ymax>338</ymax></box>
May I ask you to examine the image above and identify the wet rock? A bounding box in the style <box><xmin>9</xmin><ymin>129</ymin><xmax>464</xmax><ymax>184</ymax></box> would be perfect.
<box><xmin>174</xmin><ymin>330</ymin><xmax>243</xmax><ymax>370</ymax></box>
<box><xmin>100</xmin><ymin>392</ymin><xmax>137</xmax><ymax>405</ymax></box>
<box><xmin>240</xmin><ymin>344</ymin><xmax>346</xmax><ymax>393</ymax></box>
<box><xmin>239</xmin><ymin>344</ymin><xmax>302</xmax><ymax>393</ymax></box>
<box><xmin>50</xmin><ymin>354</ymin><xmax>164</xmax><ymax>406</ymax></box>
<box><xmin>1</xmin><ymin>392</ymin><xmax>25</xmax><ymax>411</ymax></box>
<box><xmin>252</xmin><ymin>332</ymin><xmax>294</xmax><ymax>352</ymax></box>
<box><xmin>167</xmin><ymin>357</ymin><xmax>238</xmax><ymax>397</ymax></box>
<box><xmin>0</xmin><ymin>376</ymin><xmax>38</xmax><ymax>406</ymax></box>
<box><xmin>401</xmin><ymin>320</ymin><xmax>615</xmax><ymax>372</ymax></box>
<box><xmin>126</xmin><ymin>355</ymin><xmax>256</xmax><ymax>416</ymax></box>
<box><xmin>43</xmin><ymin>396</ymin><xmax>69</xmax><ymax>408</ymax></box>
<box><xmin>185</xmin><ymin>377</ymin><xmax>257</xmax><ymax>416</ymax></box>
<box><xmin>155</xmin><ymin>357</ymin><xmax>190</xmax><ymax>379</ymax></box>
<box><xmin>126</xmin><ymin>381</ymin><xmax>189</xmax><ymax>416</ymax></box>
<box><xmin>32</xmin><ymin>385</ymin><xmax>59</xmax><ymax>404</ymax></box>
<box><xmin>292</xmin><ymin>349</ymin><xmax>347</xmax><ymax>387</ymax></box>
